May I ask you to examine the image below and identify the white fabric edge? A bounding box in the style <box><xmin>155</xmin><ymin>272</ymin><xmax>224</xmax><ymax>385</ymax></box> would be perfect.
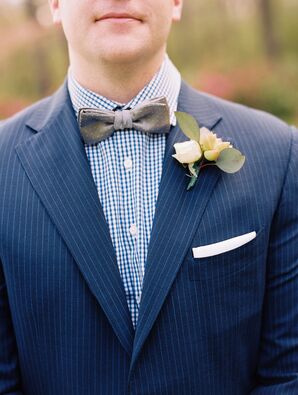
<box><xmin>192</xmin><ymin>231</ymin><xmax>257</xmax><ymax>259</ymax></box>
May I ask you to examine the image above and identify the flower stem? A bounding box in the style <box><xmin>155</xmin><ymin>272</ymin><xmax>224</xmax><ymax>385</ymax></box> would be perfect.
<box><xmin>200</xmin><ymin>162</ymin><xmax>217</xmax><ymax>170</ymax></box>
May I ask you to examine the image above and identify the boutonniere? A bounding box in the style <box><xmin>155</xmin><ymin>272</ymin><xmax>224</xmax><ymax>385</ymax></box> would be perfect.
<box><xmin>173</xmin><ymin>112</ymin><xmax>245</xmax><ymax>190</ymax></box>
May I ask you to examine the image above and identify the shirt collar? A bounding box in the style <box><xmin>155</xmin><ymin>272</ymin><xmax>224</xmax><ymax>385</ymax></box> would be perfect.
<box><xmin>68</xmin><ymin>55</ymin><xmax>181</xmax><ymax>126</ymax></box>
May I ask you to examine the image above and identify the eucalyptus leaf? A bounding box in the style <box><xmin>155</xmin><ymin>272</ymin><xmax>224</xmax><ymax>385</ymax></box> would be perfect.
<box><xmin>175</xmin><ymin>111</ymin><xmax>200</xmax><ymax>142</ymax></box>
<box><xmin>215</xmin><ymin>148</ymin><xmax>245</xmax><ymax>173</ymax></box>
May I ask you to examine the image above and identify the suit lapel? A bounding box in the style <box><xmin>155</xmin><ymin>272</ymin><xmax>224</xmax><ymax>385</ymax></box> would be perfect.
<box><xmin>130</xmin><ymin>82</ymin><xmax>223</xmax><ymax>371</ymax></box>
<box><xmin>16</xmin><ymin>83</ymin><xmax>134</xmax><ymax>355</ymax></box>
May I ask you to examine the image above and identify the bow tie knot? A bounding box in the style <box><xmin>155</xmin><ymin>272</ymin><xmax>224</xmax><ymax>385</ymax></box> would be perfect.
<box><xmin>78</xmin><ymin>96</ymin><xmax>171</xmax><ymax>145</ymax></box>
<box><xmin>114</xmin><ymin>109</ymin><xmax>133</xmax><ymax>131</ymax></box>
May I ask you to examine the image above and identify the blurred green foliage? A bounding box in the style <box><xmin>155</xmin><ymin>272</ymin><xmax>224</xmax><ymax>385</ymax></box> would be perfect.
<box><xmin>168</xmin><ymin>0</ymin><xmax>298</xmax><ymax>125</ymax></box>
<box><xmin>0</xmin><ymin>0</ymin><xmax>297</xmax><ymax>124</ymax></box>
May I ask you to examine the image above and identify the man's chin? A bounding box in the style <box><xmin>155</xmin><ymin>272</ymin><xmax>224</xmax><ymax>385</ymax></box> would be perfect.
<box><xmin>95</xmin><ymin>46</ymin><xmax>148</xmax><ymax>66</ymax></box>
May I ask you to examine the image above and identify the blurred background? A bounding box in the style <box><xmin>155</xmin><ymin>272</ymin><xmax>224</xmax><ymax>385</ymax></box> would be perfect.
<box><xmin>0</xmin><ymin>0</ymin><xmax>297</xmax><ymax>124</ymax></box>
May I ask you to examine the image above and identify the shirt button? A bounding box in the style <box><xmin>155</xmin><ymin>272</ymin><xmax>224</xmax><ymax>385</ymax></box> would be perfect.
<box><xmin>124</xmin><ymin>157</ymin><xmax>133</xmax><ymax>171</ymax></box>
<box><xmin>129</xmin><ymin>224</ymin><xmax>138</xmax><ymax>237</ymax></box>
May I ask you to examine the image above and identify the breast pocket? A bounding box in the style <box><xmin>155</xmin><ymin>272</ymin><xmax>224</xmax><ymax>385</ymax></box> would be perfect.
<box><xmin>188</xmin><ymin>228</ymin><xmax>265</xmax><ymax>282</ymax></box>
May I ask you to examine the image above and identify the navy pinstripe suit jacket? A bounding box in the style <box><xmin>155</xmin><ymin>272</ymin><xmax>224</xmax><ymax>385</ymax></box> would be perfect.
<box><xmin>0</xmin><ymin>81</ymin><xmax>297</xmax><ymax>394</ymax></box>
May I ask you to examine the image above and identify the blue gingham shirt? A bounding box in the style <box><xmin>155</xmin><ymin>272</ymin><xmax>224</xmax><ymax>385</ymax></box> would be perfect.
<box><xmin>68</xmin><ymin>56</ymin><xmax>181</xmax><ymax>328</ymax></box>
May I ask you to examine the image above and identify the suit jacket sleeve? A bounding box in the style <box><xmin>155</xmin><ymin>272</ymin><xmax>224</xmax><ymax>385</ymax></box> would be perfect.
<box><xmin>250</xmin><ymin>126</ymin><xmax>298</xmax><ymax>394</ymax></box>
<box><xmin>0</xmin><ymin>260</ymin><xmax>24</xmax><ymax>394</ymax></box>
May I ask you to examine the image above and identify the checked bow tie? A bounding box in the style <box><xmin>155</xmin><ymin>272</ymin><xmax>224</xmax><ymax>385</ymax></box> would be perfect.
<box><xmin>78</xmin><ymin>96</ymin><xmax>171</xmax><ymax>144</ymax></box>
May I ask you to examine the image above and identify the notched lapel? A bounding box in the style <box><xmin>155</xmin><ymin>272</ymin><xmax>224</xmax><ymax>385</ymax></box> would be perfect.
<box><xmin>15</xmin><ymin>83</ymin><xmax>134</xmax><ymax>355</ymax></box>
<box><xmin>130</xmin><ymin>82</ymin><xmax>223</xmax><ymax>372</ymax></box>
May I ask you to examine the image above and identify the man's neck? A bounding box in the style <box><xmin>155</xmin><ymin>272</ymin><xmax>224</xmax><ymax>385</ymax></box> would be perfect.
<box><xmin>69</xmin><ymin>49</ymin><xmax>166</xmax><ymax>104</ymax></box>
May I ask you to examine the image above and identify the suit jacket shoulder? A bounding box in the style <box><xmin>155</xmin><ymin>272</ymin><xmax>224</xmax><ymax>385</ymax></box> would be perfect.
<box><xmin>179</xmin><ymin>82</ymin><xmax>296</xmax><ymax>171</ymax></box>
<box><xmin>0</xmin><ymin>83</ymin><xmax>70</xmax><ymax>157</ymax></box>
<box><xmin>181</xmin><ymin>81</ymin><xmax>293</xmax><ymax>139</ymax></box>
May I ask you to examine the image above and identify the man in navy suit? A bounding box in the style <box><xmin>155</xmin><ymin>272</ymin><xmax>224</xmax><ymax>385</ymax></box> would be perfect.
<box><xmin>0</xmin><ymin>0</ymin><xmax>297</xmax><ymax>393</ymax></box>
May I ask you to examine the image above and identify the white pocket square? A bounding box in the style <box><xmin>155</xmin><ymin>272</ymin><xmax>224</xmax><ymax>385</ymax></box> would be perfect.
<box><xmin>192</xmin><ymin>231</ymin><xmax>257</xmax><ymax>259</ymax></box>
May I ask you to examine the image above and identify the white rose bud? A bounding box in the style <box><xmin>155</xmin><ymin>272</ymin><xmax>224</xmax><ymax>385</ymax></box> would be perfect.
<box><xmin>204</xmin><ymin>149</ymin><xmax>220</xmax><ymax>162</ymax></box>
<box><xmin>173</xmin><ymin>140</ymin><xmax>202</xmax><ymax>164</ymax></box>
<box><xmin>199</xmin><ymin>127</ymin><xmax>232</xmax><ymax>161</ymax></box>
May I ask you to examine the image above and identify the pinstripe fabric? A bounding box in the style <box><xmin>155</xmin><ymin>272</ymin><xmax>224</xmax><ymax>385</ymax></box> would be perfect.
<box><xmin>68</xmin><ymin>56</ymin><xmax>181</xmax><ymax>327</ymax></box>
<box><xmin>0</xmin><ymin>81</ymin><xmax>297</xmax><ymax>394</ymax></box>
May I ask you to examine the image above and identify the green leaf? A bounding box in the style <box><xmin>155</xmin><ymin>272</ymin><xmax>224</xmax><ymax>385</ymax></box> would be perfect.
<box><xmin>187</xmin><ymin>175</ymin><xmax>198</xmax><ymax>191</ymax></box>
<box><xmin>215</xmin><ymin>148</ymin><xmax>245</xmax><ymax>173</ymax></box>
<box><xmin>175</xmin><ymin>111</ymin><xmax>200</xmax><ymax>142</ymax></box>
